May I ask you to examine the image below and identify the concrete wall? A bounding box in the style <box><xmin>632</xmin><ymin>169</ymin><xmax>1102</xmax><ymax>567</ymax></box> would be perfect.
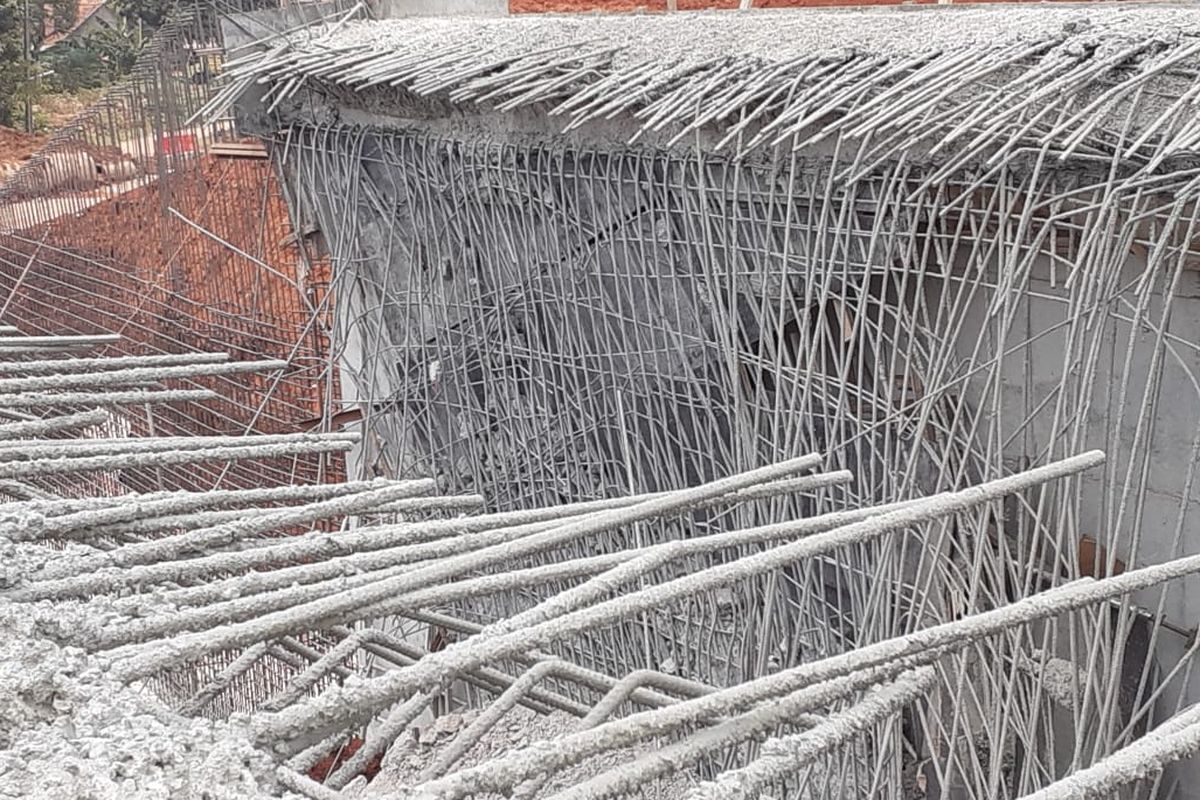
<box><xmin>947</xmin><ymin>254</ymin><xmax>1200</xmax><ymax>629</ymax></box>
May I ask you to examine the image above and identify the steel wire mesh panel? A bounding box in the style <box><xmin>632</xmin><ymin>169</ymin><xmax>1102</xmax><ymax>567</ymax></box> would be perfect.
<box><xmin>278</xmin><ymin>124</ymin><xmax>1200</xmax><ymax>760</ymax></box>
<box><xmin>0</xmin><ymin>5</ymin><xmax>347</xmax><ymax>497</ymax></box>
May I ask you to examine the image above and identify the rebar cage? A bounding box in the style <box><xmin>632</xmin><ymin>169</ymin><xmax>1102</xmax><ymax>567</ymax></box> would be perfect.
<box><xmin>7</xmin><ymin>5</ymin><xmax>1200</xmax><ymax>800</ymax></box>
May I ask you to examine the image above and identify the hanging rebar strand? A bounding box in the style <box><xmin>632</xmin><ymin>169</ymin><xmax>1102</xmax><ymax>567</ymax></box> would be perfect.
<box><xmin>16</xmin><ymin>506</ymin><xmax>581</xmax><ymax>603</ymax></box>
<box><xmin>41</xmin><ymin>492</ymin><xmax>481</xmax><ymax>544</ymax></box>
<box><xmin>68</xmin><ymin>460</ymin><xmax>841</xmax><ymax>598</ymax></box>
<box><xmin>0</xmin><ymin>434</ymin><xmax>356</xmax><ymax>482</ymax></box>
<box><xmin>0</xmin><ymin>334</ymin><xmax>122</xmax><ymax>349</ymax></box>
<box><xmin>0</xmin><ymin>432</ymin><xmax>359</xmax><ymax>461</ymax></box>
<box><xmin>217</xmin><ymin>490</ymin><xmax>922</xmax><ymax>647</ymax></box>
<box><xmin>3</xmin><ymin>478</ymin><xmax>402</xmax><ymax>520</ymax></box>
<box><xmin>17</xmin><ymin>478</ymin><xmax>436</xmax><ymax>588</ymax></box>
<box><xmin>0</xmin><ymin>409</ymin><xmax>110</xmax><ymax>440</ymax></box>
<box><xmin>71</xmin><ymin>504</ymin><xmax>351</xmax><ymax>545</ymax></box>
<box><xmin>90</xmin><ymin>470</ymin><xmax>852</xmax><ymax>626</ymax></box>
<box><xmin>245</xmin><ymin>451</ymin><xmax>1101</xmax><ymax>745</ymax></box>
<box><xmin>0</xmin><ymin>351</ymin><xmax>229</xmax><ymax>375</ymax></box>
<box><xmin>0</xmin><ymin>359</ymin><xmax>287</xmax><ymax>393</ymax></box>
<box><xmin>677</xmin><ymin>669</ymin><xmax>937</xmax><ymax>800</ymax></box>
<box><xmin>18</xmin><ymin>507</ymin><xmax>290</xmax><ymax>548</ymax></box>
<box><xmin>0</xmin><ymin>388</ymin><xmax>218</xmax><ymax>408</ymax></box>
<box><xmin>0</xmin><ymin>480</ymin><xmax>54</xmax><ymax>500</ymax></box>
<box><xmin>86</xmin><ymin>548</ymin><xmax>625</xmax><ymax>651</ymax></box>
<box><xmin>10</xmin><ymin>478</ymin><xmax>413</xmax><ymax>542</ymax></box>
<box><xmin>105</xmin><ymin>453</ymin><xmax>827</xmax><ymax>683</ymax></box>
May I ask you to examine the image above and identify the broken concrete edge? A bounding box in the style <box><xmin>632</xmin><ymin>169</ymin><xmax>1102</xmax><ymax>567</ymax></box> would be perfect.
<box><xmin>219</xmin><ymin>4</ymin><xmax>1200</xmax><ymax>166</ymax></box>
<box><xmin>0</xmin><ymin>597</ymin><xmax>309</xmax><ymax>800</ymax></box>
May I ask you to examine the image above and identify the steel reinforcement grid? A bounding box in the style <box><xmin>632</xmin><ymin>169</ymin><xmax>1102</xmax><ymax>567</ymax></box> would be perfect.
<box><xmin>0</xmin><ymin>0</ymin><xmax>354</xmax><ymax>497</ymax></box>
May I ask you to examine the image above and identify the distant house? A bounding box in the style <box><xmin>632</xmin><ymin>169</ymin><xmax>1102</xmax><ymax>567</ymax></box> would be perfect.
<box><xmin>41</xmin><ymin>0</ymin><xmax>121</xmax><ymax>50</ymax></box>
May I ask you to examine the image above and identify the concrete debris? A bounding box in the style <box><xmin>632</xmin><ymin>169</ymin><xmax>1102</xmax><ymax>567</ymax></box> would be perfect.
<box><xmin>0</xmin><ymin>601</ymin><xmax>300</xmax><ymax>800</ymax></box>
<box><xmin>214</xmin><ymin>3</ymin><xmax>1200</xmax><ymax>164</ymax></box>
<box><xmin>0</xmin><ymin>343</ymin><xmax>1183</xmax><ymax>800</ymax></box>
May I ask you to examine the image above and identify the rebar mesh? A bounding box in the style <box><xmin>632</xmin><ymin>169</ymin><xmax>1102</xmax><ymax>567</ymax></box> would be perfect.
<box><xmin>246</xmin><ymin>14</ymin><xmax>1200</xmax><ymax>790</ymax></box>
<box><xmin>0</xmin><ymin>1</ymin><xmax>353</xmax><ymax>497</ymax></box>
<box><xmin>7</xmin><ymin>4</ymin><xmax>1200</xmax><ymax>799</ymax></box>
<box><xmin>281</xmin><ymin>121</ymin><xmax>1200</xmax><ymax>690</ymax></box>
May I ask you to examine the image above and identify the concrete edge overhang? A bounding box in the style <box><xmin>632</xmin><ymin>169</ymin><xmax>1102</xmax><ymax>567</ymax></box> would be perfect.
<box><xmin>218</xmin><ymin>4</ymin><xmax>1200</xmax><ymax>173</ymax></box>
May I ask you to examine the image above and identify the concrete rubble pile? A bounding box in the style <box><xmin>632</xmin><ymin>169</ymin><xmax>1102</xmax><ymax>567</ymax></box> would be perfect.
<box><xmin>0</xmin><ymin>601</ymin><xmax>294</xmax><ymax>800</ymax></box>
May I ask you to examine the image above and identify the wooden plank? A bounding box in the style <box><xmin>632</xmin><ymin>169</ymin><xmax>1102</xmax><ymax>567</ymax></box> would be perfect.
<box><xmin>211</xmin><ymin>141</ymin><xmax>269</xmax><ymax>159</ymax></box>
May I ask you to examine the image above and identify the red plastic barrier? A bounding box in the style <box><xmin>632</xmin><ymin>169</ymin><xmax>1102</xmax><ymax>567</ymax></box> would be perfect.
<box><xmin>161</xmin><ymin>133</ymin><xmax>196</xmax><ymax>155</ymax></box>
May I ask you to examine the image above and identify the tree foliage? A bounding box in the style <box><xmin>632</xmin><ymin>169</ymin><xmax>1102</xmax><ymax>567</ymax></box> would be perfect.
<box><xmin>78</xmin><ymin>21</ymin><xmax>145</xmax><ymax>80</ymax></box>
<box><xmin>108</xmin><ymin>0</ymin><xmax>173</xmax><ymax>30</ymax></box>
<box><xmin>0</xmin><ymin>0</ymin><xmax>24</xmax><ymax>127</ymax></box>
<box><xmin>0</xmin><ymin>0</ymin><xmax>79</xmax><ymax>127</ymax></box>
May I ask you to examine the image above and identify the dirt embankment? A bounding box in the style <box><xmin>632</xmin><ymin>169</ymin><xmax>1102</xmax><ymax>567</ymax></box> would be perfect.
<box><xmin>0</xmin><ymin>127</ymin><xmax>48</xmax><ymax>183</ymax></box>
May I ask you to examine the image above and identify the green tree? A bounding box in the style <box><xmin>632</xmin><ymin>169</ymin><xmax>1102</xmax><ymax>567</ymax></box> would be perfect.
<box><xmin>0</xmin><ymin>0</ymin><xmax>24</xmax><ymax>127</ymax></box>
<box><xmin>0</xmin><ymin>0</ymin><xmax>79</xmax><ymax>128</ymax></box>
<box><xmin>108</xmin><ymin>0</ymin><xmax>173</xmax><ymax>30</ymax></box>
<box><xmin>81</xmin><ymin>20</ymin><xmax>145</xmax><ymax>79</ymax></box>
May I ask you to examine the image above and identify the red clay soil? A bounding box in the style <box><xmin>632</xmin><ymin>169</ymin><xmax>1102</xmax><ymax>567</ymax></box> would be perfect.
<box><xmin>512</xmin><ymin>0</ymin><xmax>1096</xmax><ymax>10</ymax></box>
<box><xmin>39</xmin><ymin>153</ymin><xmax>336</xmax><ymax>425</ymax></box>
<box><xmin>42</xmin><ymin>154</ymin><xmax>329</xmax><ymax>348</ymax></box>
<box><xmin>0</xmin><ymin>126</ymin><xmax>47</xmax><ymax>174</ymax></box>
<box><xmin>1</xmin><ymin>151</ymin><xmax>342</xmax><ymax>491</ymax></box>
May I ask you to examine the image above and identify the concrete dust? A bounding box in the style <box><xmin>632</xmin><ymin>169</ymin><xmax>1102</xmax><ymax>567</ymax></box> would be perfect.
<box><xmin>0</xmin><ymin>599</ymin><xmax>300</xmax><ymax>800</ymax></box>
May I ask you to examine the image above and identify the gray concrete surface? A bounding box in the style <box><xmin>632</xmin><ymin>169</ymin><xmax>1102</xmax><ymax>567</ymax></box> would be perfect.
<box><xmin>376</xmin><ymin>0</ymin><xmax>506</xmax><ymax>17</ymax></box>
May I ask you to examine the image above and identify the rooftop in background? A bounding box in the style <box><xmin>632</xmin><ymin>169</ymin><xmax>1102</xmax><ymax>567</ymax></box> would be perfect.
<box><xmin>42</xmin><ymin>0</ymin><xmax>120</xmax><ymax>49</ymax></box>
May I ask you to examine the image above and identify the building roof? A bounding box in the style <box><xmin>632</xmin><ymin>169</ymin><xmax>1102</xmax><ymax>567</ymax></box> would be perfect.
<box><xmin>43</xmin><ymin>0</ymin><xmax>115</xmax><ymax>48</ymax></box>
<box><xmin>221</xmin><ymin>3</ymin><xmax>1200</xmax><ymax>169</ymax></box>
